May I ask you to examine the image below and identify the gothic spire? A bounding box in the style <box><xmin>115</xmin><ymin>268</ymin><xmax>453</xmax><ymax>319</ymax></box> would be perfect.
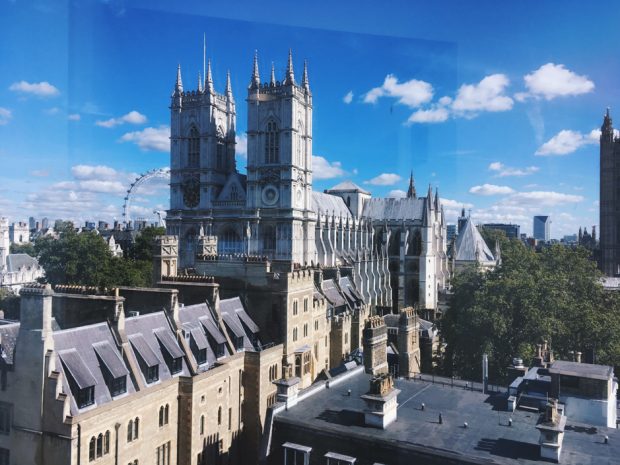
<box><xmin>427</xmin><ymin>184</ymin><xmax>433</xmax><ymax>209</ymax></box>
<box><xmin>206</xmin><ymin>59</ymin><xmax>214</xmax><ymax>93</ymax></box>
<box><xmin>270</xmin><ymin>62</ymin><xmax>276</xmax><ymax>86</ymax></box>
<box><xmin>407</xmin><ymin>171</ymin><xmax>416</xmax><ymax>198</ymax></box>
<box><xmin>226</xmin><ymin>70</ymin><xmax>233</xmax><ymax>96</ymax></box>
<box><xmin>434</xmin><ymin>187</ymin><xmax>440</xmax><ymax>210</ymax></box>
<box><xmin>175</xmin><ymin>64</ymin><xmax>183</xmax><ymax>93</ymax></box>
<box><xmin>197</xmin><ymin>72</ymin><xmax>203</xmax><ymax>92</ymax></box>
<box><xmin>301</xmin><ymin>60</ymin><xmax>309</xmax><ymax>90</ymax></box>
<box><xmin>285</xmin><ymin>48</ymin><xmax>295</xmax><ymax>85</ymax></box>
<box><xmin>251</xmin><ymin>50</ymin><xmax>260</xmax><ymax>88</ymax></box>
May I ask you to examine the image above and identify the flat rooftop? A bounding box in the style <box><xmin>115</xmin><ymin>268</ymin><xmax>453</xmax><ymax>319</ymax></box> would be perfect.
<box><xmin>548</xmin><ymin>361</ymin><xmax>614</xmax><ymax>380</ymax></box>
<box><xmin>275</xmin><ymin>370</ymin><xmax>620</xmax><ymax>465</ymax></box>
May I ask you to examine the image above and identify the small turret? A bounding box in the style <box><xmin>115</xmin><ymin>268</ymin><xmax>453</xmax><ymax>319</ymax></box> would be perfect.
<box><xmin>434</xmin><ymin>187</ymin><xmax>440</xmax><ymax>211</ymax></box>
<box><xmin>270</xmin><ymin>62</ymin><xmax>276</xmax><ymax>86</ymax></box>
<box><xmin>407</xmin><ymin>171</ymin><xmax>416</xmax><ymax>198</ymax></box>
<box><xmin>225</xmin><ymin>70</ymin><xmax>233</xmax><ymax>98</ymax></box>
<box><xmin>601</xmin><ymin>107</ymin><xmax>614</xmax><ymax>144</ymax></box>
<box><xmin>285</xmin><ymin>48</ymin><xmax>295</xmax><ymax>85</ymax></box>
<box><xmin>301</xmin><ymin>59</ymin><xmax>309</xmax><ymax>91</ymax></box>
<box><xmin>205</xmin><ymin>59</ymin><xmax>214</xmax><ymax>94</ymax></box>
<box><xmin>174</xmin><ymin>64</ymin><xmax>183</xmax><ymax>94</ymax></box>
<box><xmin>250</xmin><ymin>50</ymin><xmax>260</xmax><ymax>89</ymax></box>
<box><xmin>197</xmin><ymin>72</ymin><xmax>203</xmax><ymax>93</ymax></box>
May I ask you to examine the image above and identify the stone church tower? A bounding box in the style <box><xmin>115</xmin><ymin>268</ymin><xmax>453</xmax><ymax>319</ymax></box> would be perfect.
<box><xmin>600</xmin><ymin>108</ymin><xmax>620</xmax><ymax>276</ymax></box>
<box><xmin>167</xmin><ymin>62</ymin><xmax>237</xmax><ymax>267</ymax></box>
<box><xmin>245</xmin><ymin>51</ymin><xmax>316</xmax><ymax>264</ymax></box>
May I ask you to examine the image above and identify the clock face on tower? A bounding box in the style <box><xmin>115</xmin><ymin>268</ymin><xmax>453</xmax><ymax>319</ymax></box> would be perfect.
<box><xmin>182</xmin><ymin>177</ymin><xmax>200</xmax><ymax>208</ymax></box>
<box><xmin>261</xmin><ymin>184</ymin><xmax>279</xmax><ymax>206</ymax></box>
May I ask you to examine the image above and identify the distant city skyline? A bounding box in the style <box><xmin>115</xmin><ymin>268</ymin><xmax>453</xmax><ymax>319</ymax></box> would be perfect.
<box><xmin>1</xmin><ymin>1</ymin><xmax>618</xmax><ymax>238</ymax></box>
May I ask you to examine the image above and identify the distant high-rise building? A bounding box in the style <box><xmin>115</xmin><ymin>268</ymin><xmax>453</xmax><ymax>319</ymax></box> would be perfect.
<box><xmin>41</xmin><ymin>217</ymin><xmax>49</xmax><ymax>230</ymax></box>
<box><xmin>533</xmin><ymin>216</ymin><xmax>551</xmax><ymax>241</ymax></box>
<box><xmin>446</xmin><ymin>224</ymin><xmax>457</xmax><ymax>243</ymax></box>
<box><xmin>600</xmin><ymin>108</ymin><xmax>620</xmax><ymax>276</ymax></box>
<box><xmin>481</xmin><ymin>223</ymin><xmax>520</xmax><ymax>239</ymax></box>
<box><xmin>28</xmin><ymin>216</ymin><xmax>36</xmax><ymax>231</ymax></box>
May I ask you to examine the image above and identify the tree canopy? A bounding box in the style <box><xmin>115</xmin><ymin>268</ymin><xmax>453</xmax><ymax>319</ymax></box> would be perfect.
<box><xmin>33</xmin><ymin>226</ymin><xmax>164</xmax><ymax>288</ymax></box>
<box><xmin>441</xmin><ymin>239</ymin><xmax>620</xmax><ymax>382</ymax></box>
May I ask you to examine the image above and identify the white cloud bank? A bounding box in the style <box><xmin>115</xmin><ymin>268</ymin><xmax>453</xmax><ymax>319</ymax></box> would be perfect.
<box><xmin>120</xmin><ymin>125</ymin><xmax>170</xmax><ymax>152</ymax></box>
<box><xmin>469</xmin><ymin>184</ymin><xmax>516</xmax><ymax>196</ymax></box>
<box><xmin>488</xmin><ymin>162</ymin><xmax>539</xmax><ymax>177</ymax></box>
<box><xmin>96</xmin><ymin>110</ymin><xmax>147</xmax><ymax>128</ymax></box>
<box><xmin>9</xmin><ymin>80</ymin><xmax>60</xmax><ymax>97</ymax></box>
<box><xmin>0</xmin><ymin>107</ymin><xmax>12</xmax><ymax>125</ymax></box>
<box><xmin>235</xmin><ymin>134</ymin><xmax>248</xmax><ymax>158</ymax></box>
<box><xmin>364</xmin><ymin>74</ymin><xmax>433</xmax><ymax>108</ymax></box>
<box><xmin>516</xmin><ymin>63</ymin><xmax>594</xmax><ymax>101</ymax></box>
<box><xmin>343</xmin><ymin>91</ymin><xmax>353</xmax><ymax>104</ymax></box>
<box><xmin>535</xmin><ymin>129</ymin><xmax>599</xmax><ymax>156</ymax></box>
<box><xmin>312</xmin><ymin>155</ymin><xmax>346</xmax><ymax>180</ymax></box>
<box><xmin>365</xmin><ymin>173</ymin><xmax>402</xmax><ymax>186</ymax></box>
<box><xmin>452</xmin><ymin>74</ymin><xmax>513</xmax><ymax>115</ymax></box>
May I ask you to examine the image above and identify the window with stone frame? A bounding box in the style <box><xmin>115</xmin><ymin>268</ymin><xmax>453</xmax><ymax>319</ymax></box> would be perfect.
<box><xmin>265</xmin><ymin>120</ymin><xmax>280</xmax><ymax>163</ymax></box>
<box><xmin>188</xmin><ymin>126</ymin><xmax>200</xmax><ymax>168</ymax></box>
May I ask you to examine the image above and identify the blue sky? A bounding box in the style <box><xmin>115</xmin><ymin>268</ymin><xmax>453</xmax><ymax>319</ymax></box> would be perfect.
<box><xmin>1</xmin><ymin>0</ymin><xmax>619</xmax><ymax>237</ymax></box>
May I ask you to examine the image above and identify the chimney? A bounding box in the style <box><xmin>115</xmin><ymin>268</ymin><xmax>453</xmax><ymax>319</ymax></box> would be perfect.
<box><xmin>397</xmin><ymin>307</ymin><xmax>420</xmax><ymax>378</ymax></box>
<box><xmin>536</xmin><ymin>398</ymin><xmax>567</xmax><ymax>463</ymax></box>
<box><xmin>363</xmin><ymin>316</ymin><xmax>388</xmax><ymax>376</ymax></box>
<box><xmin>360</xmin><ymin>373</ymin><xmax>401</xmax><ymax>429</ymax></box>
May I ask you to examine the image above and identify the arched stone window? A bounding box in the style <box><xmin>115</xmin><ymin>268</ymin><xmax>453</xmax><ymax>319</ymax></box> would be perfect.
<box><xmin>89</xmin><ymin>437</ymin><xmax>96</xmax><ymax>461</ymax></box>
<box><xmin>262</xmin><ymin>225</ymin><xmax>276</xmax><ymax>255</ymax></box>
<box><xmin>188</xmin><ymin>126</ymin><xmax>200</xmax><ymax>168</ymax></box>
<box><xmin>265</xmin><ymin>120</ymin><xmax>279</xmax><ymax>164</ymax></box>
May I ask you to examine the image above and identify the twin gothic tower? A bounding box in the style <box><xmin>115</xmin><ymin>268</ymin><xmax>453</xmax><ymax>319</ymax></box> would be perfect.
<box><xmin>167</xmin><ymin>51</ymin><xmax>316</xmax><ymax>267</ymax></box>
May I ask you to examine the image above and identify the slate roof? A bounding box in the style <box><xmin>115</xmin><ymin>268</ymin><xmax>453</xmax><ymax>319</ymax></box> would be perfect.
<box><xmin>124</xmin><ymin>312</ymin><xmax>189</xmax><ymax>383</ymax></box>
<box><xmin>6</xmin><ymin>253</ymin><xmax>40</xmax><ymax>271</ymax></box>
<box><xmin>326</xmin><ymin>181</ymin><xmax>371</xmax><ymax>195</ymax></box>
<box><xmin>0</xmin><ymin>322</ymin><xmax>20</xmax><ymax>365</ymax></box>
<box><xmin>454</xmin><ymin>218</ymin><xmax>495</xmax><ymax>263</ymax></box>
<box><xmin>178</xmin><ymin>302</ymin><xmax>230</xmax><ymax>369</ymax></box>
<box><xmin>320</xmin><ymin>279</ymin><xmax>347</xmax><ymax>308</ymax></box>
<box><xmin>311</xmin><ymin>192</ymin><xmax>352</xmax><ymax>218</ymax></box>
<box><xmin>338</xmin><ymin>276</ymin><xmax>364</xmax><ymax>306</ymax></box>
<box><xmin>361</xmin><ymin>197</ymin><xmax>426</xmax><ymax>221</ymax></box>
<box><xmin>548</xmin><ymin>360</ymin><xmax>613</xmax><ymax>380</ymax></box>
<box><xmin>53</xmin><ymin>322</ymin><xmax>137</xmax><ymax>414</ymax></box>
<box><xmin>220</xmin><ymin>297</ymin><xmax>261</xmax><ymax>351</ymax></box>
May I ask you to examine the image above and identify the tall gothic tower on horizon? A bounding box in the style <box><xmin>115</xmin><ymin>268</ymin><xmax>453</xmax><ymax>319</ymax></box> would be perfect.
<box><xmin>600</xmin><ymin>108</ymin><xmax>620</xmax><ymax>276</ymax></box>
<box><xmin>245</xmin><ymin>50</ymin><xmax>316</xmax><ymax>264</ymax></box>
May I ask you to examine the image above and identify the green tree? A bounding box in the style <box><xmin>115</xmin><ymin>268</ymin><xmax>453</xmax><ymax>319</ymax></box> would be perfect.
<box><xmin>127</xmin><ymin>226</ymin><xmax>166</xmax><ymax>261</ymax></box>
<box><xmin>442</xmin><ymin>242</ymin><xmax>620</xmax><ymax>382</ymax></box>
<box><xmin>9</xmin><ymin>242</ymin><xmax>36</xmax><ymax>256</ymax></box>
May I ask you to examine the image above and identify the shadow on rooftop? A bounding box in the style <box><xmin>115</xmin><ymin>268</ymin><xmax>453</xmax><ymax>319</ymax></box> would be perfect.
<box><xmin>316</xmin><ymin>409</ymin><xmax>365</xmax><ymax>427</ymax></box>
<box><xmin>483</xmin><ymin>393</ymin><xmax>510</xmax><ymax>411</ymax></box>
<box><xmin>475</xmin><ymin>438</ymin><xmax>539</xmax><ymax>460</ymax></box>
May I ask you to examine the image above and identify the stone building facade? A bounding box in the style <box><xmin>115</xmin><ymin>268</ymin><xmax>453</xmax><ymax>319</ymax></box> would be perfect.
<box><xmin>0</xmin><ymin>283</ymin><xmax>283</xmax><ymax>465</ymax></box>
<box><xmin>164</xmin><ymin>50</ymin><xmax>448</xmax><ymax>315</ymax></box>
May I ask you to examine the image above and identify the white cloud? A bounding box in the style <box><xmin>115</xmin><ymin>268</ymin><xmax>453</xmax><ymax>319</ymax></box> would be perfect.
<box><xmin>44</xmin><ymin>107</ymin><xmax>60</xmax><ymax>115</ymax></box>
<box><xmin>440</xmin><ymin>198</ymin><xmax>474</xmax><ymax>209</ymax></box>
<box><xmin>505</xmin><ymin>191</ymin><xmax>583</xmax><ymax>207</ymax></box>
<box><xmin>312</xmin><ymin>155</ymin><xmax>346</xmax><ymax>180</ymax></box>
<box><xmin>120</xmin><ymin>125</ymin><xmax>170</xmax><ymax>152</ymax></box>
<box><xmin>535</xmin><ymin>129</ymin><xmax>599</xmax><ymax>156</ymax></box>
<box><xmin>521</xmin><ymin>63</ymin><xmax>594</xmax><ymax>100</ymax></box>
<box><xmin>407</xmin><ymin>107</ymin><xmax>449</xmax><ymax>124</ymax></box>
<box><xmin>0</xmin><ymin>107</ymin><xmax>12</xmax><ymax>125</ymax></box>
<box><xmin>469</xmin><ymin>184</ymin><xmax>515</xmax><ymax>196</ymax></box>
<box><xmin>235</xmin><ymin>134</ymin><xmax>247</xmax><ymax>158</ymax></box>
<box><xmin>343</xmin><ymin>91</ymin><xmax>353</xmax><ymax>104</ymax></box>
<box><xmin>71</xmin><ymin>164</ymin><xmax>118</xmax><ymax>180</ymax></box>
<box><xmin>96</xmin><ymin>110</ymin><xmax>147</xmax><ymax>128</ymax></box>
<box><xmin>452</xmin><ymin>74</ymin><xmax>513</xmax><ymax>115</ymax></box>
<box><xmin>9</xmin><ymin>80</ymin><xmax>60</xmax><ymax>97</ymax></box>
<box><xmin>364</xmin><ymin>74</ymin><xmax>433</xmax><ymax>108</ymax></box>
<box><xmin>78</xmin><ymin>180</ymin><xmax>126</xmax><ymax>194</ymax></box>
<box><xmin>30</xmin><ymin>170</ymin><xmax>49</xmax><ymax>177</ymax></box>
<box><xmin>365</xmin><ymin>173</ymin><xmax>402</xmax><ymax>186</ymax></box>
<box><xmin>488</xmin><ymin>161</ymin><xmax>539</xmax><ymax>177</ymax></box>
<box><xmin>68</xmin><ymin>113</ymin><xmax>81</xmax><ymax>121</ymax></box>
<box><xmin>388</xmin><ymin>189</ymin><xmax>407</xmax><ymax>198</ymax></box>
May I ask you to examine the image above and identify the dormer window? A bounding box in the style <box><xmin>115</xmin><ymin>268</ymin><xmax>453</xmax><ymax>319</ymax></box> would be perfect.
<box><xmin>77</xmin><ymin>386</ymin><xmax>95</xmax><ymax>409</ymax></box>
<box><xmin>146</xmin><ymin>365</ymin><xmax>159</xmax><ymax>383</ymax></box>
<box><xmin>170</xmin><ymin>357</ymin><xmax>182</xmax><ymax>374</ymax></box>
<box><xmin>235</xmin><ymin>336</ymin><xmax>244</xmax><ymax>351</ymax></box>
<box><xmin>196</xmin><ymin>348</ymin><xmax>207</xmax><ymax>365</ymax></box>
<box><xmin>154</xmin><ymin>329</ymin><xmax>184</xmax><ymax>376</ymax></box>
<box><xmin>109</xmin><ymin>376</ymin><xmax>126</xmax><ymax>397</ymax></box>
<box><xmin>215</xmin><ymin>343</ymin><xmax>225</xmax><ymax>359</ymax></box>
<box><xmin>93</xmin><ymin>341</ymin><xmax>129</xmax><ymax>398</ymax></box>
